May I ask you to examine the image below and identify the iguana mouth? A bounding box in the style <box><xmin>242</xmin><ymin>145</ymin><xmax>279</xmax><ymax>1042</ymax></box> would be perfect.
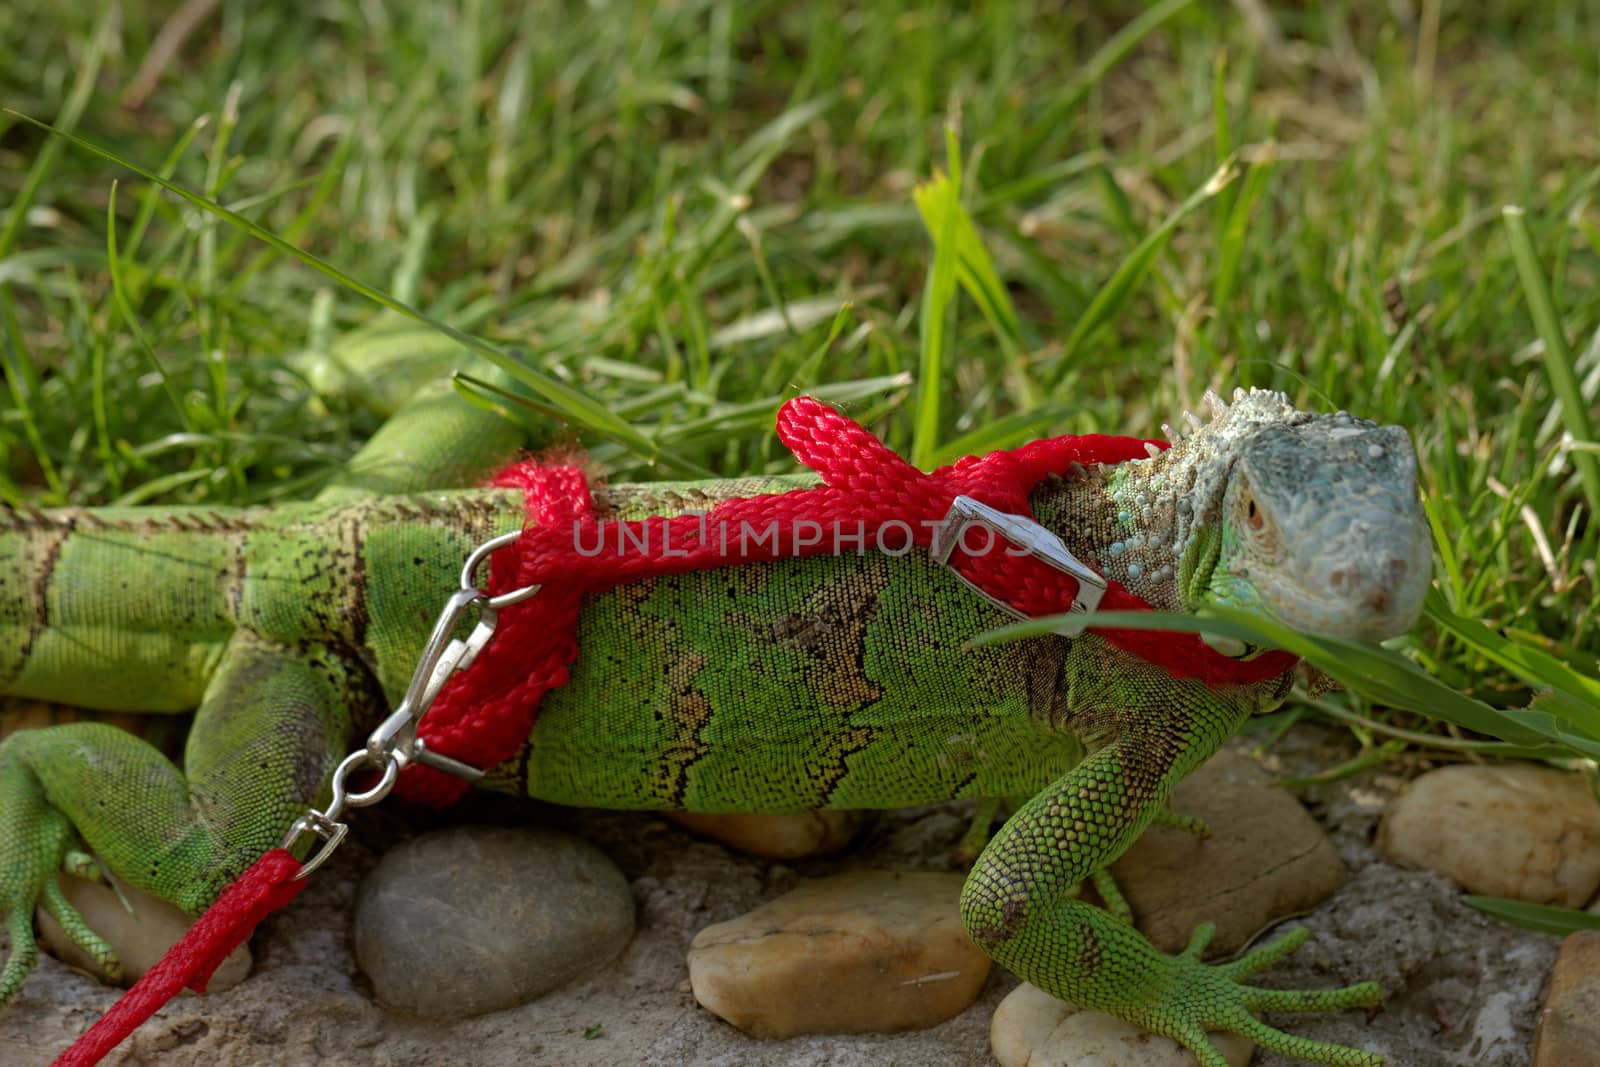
<box><xmin>1184</xmin><ymin>528</ymin><xmax>1225</xmax><ymax>610</ymax></box>
<box><xmin>1277</xmin><ymin>503</ymin><xmax>1432</xmax><ymax>643</ymax></box>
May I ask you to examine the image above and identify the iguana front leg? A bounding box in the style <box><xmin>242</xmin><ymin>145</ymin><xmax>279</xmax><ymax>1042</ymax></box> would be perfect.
<box><xmin>960</xmin><ymin>692</ymin><xmax>1383</xmax><ymax>1067</ymax></box>
<box><xmin>0</xmin><ymin>631</ymin><xmax>368</xmax><ymax>1002</ymax></box>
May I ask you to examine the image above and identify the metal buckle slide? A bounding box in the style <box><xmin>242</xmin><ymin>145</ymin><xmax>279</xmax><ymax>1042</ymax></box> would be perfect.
<box><xmin>932</xmin><ymin>495</ymin><xmax>1107</xmax><ymax>637</ymax></box>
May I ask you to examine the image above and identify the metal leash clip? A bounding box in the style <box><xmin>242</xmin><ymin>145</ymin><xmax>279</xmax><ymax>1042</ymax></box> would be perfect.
<box><xmin>281</xmin><ymin>529</ymin><xmax>540</xmax><ymax>878</ymax></box>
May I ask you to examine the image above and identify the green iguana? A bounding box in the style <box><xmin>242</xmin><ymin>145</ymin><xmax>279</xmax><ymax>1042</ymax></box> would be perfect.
<box><xmin>0</xmin><ymin>384</ymin><xmax>1430</xmax><ymax>1067</ymax></box>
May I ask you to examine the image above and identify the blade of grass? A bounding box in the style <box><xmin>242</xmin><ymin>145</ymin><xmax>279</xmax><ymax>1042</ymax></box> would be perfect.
<box><xmin>1425</xmin><ymin>589</ymin><xmax>1600</xmax><ymax>712</ymax></box>
<box><xmin>106</xmin><ymin>182</ymin><xmax>194</xmax><ymax>429</ymax></box>
<box><xmin>1046</xmin><ymin>158</ymin><xmax>1239</xmax><ymax>390</ymax></box>
<box><xmin>6</xmin><ymin>110</ymin><xmax>674</xmax><ymax>468</ymax></box>
<box><xmin>0</xmin><ymin>4</ymin><xmax>115</xmax><ymax>261</ymax></box>
<box><xmin>0</xmin><ymin>288</ymin><xmax>64</xmax><ymax>501</ymax></box>
<box><xmin>1502</xmin><ymin>204</ymin><xmax>1600</xmax><ymax>512</ymax></box>
<box><xmin>1211</xmin><ymin>49</ymin><xmax>1233</xmax><ymax>168</ymax></box>
<box><xmin>913</xmin><ymin>165</ymin><xmax>1028</xmax><ymax>352</ymax></box>
<box><xmin>969</xmin><ymin>608</ymin><xmax>1577</xmax><ymax>753</ymax></box>
<box><xmin>1309</xmin><ymin>699</ymin><xmax>1562</xmax><ymax>759</ymax></box>
<box><xmin>1464</xmin><ymin>897</ymin><xmax>1600</xmax><ymax>936</ymax></box>
<box><xmin>1277</xmin><ymin>739</ymin><xmax>1407</xmax><ymax>789</ymax></box>
<box><xmin>123</xmin><ymin>117</ymin><xmax>208</xmax><ymax>268</ymax></box>
<box><xmin>784</xmin><ymin>303</ymin><xmax>856</xmax><ymax>390</ymax></box>
<box><xmin>1213</xmin><ymin>144</ymin><xmax>1275</xmax><ymax>307</ymax></box>
<box><xmin>927</xmin><ymin>405</ymin><xmax>1078</xmax><ymax>467</ymax></box>
<box><xmin>1012</xmin><ymin>0</ymin><xmax>1196</xmax><ymax>164</ymax></box>
<box><xmin>912</xmin><ymin>128</ymin><xmax>963</xmax><ymax>470</ymax></box>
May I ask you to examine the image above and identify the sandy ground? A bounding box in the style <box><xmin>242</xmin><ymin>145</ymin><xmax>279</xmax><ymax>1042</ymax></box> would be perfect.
<box><xmin>2</xmin><ymin>725</ymin><xmax>1556</xmax><ymax>1067</ymax></box>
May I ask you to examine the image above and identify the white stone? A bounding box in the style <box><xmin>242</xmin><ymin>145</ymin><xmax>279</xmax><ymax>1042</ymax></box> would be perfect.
<box><xmin>1378</xmin><ymin>764</ymin><xmax>1600</xmax><ymax>906</ymax></box>
<box><xmin>992</xmin><ymin>982</ymin><xmax>1253</xmax><ymax>1067</ymax></box>
<box><xmin>38</xmin><ymin>873</ymin><xmax>251</xmax><ymax>994</ymax></box>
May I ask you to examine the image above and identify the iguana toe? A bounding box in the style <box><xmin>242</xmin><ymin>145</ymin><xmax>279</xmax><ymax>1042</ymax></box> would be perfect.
<box><xmin>1152</xmin><ymin>806</ymin><xmax>1211</xmax><ymax>837</ymax></box>
<box><xmin>1158</xmin><ymin>925</ymin><xmax>1384</xmax><ymax>1067</ymax></box>
<box><xmin>39</xmin><ymin>880</ymin><xmax>122</xmax><ymax>982</ymax></box>
<box><xmin>1231</xmin><ymin>1013</ymin><xmax>1385</xmax><ymax>1066</ymax></box>
<box><xmin>1089</xmin><ymin>868</ymin><xmax>1134</xmax><ymax>924</ymax></box>
<box><xmin>0</xmin><ymin>910</ymin><xmax>39</xmax><ymax>1007</ymax></box>
<box><xmin>61</xmin><ymin>849</ymin><xmax>101</xmax><ymax>882</ymax></box>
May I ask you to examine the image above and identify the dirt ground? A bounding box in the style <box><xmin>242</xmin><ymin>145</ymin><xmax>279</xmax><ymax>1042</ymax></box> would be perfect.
<box><xmin>1</xmin><ymin>726</ymin><xmax>1556</xmax><ymax>1067</ymax></box>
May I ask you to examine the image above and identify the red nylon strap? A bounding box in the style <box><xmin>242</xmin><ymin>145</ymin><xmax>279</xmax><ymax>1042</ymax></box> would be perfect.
<box><xmin>405</xmin><ymin>396</ymin><xmax>1296</xmax><ymax>804</ymax></box>
<box><xmin>52</xmin><ymin>850</ymin><xmax>306</xmax><ymax>1067</ymax></box>
<box><xmin>397</xmin><ymin>463</ymin><xmax>594</xmax><ymax>807</ymax></box>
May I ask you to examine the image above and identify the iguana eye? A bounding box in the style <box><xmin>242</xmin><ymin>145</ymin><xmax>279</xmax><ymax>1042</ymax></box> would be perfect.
<box><xmin>1235</xmin><ymin>489</ymin><xmax>1282</xmax><ymax>559</ymax></box>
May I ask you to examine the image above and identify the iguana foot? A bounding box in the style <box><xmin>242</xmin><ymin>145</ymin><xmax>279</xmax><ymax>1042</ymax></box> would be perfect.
<box><xmin>0</xmin><ymin>736</ymin><xmax>121</xmax><ymax>1005</ymax></box>
<box><xmin>61</xmin><ymin>849</ymin><xmax>103</xmax><ymax>882</ymax></box>
<box><xmin>1</xmin><ymin>637</ymin><xmax>371</xmax><ymax>1005</ymax></box>
<box><xmin>1085</xmin><ymin>807</ymin><xmax>1206</xmax><ymax>922</ymax></box>
<box><xmin>1133</xmin><ymin>923</ymin><xmax>1383</xmax><ymax>1067</ymax></box>
<box><xmin>1151</xmin><ymin>805</ymin><xmax>1211</xmax><ymax>837</ymax></box>
<box><xmin>1089</xmin><ymin>867</ymin><xmax>1133</xmax><ymax>924</ymax></box>
<box><xmin>955</xmin><ymin>796</ymin><xmax>1007</xmax><ymax>863</ymax></box>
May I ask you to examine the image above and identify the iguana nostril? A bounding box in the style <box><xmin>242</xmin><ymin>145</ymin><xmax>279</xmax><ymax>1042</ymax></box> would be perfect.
<box><xmin>1327</xmin><ymin>558</ymin><xmax>1408</xmax><ymax>608</ymax></box>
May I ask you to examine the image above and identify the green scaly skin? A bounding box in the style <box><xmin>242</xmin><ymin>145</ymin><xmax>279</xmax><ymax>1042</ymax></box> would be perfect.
<box><xmin>0</xmin><ymin>386</ymin><xmax>1431</xmax><ymax>1066</ymax></box>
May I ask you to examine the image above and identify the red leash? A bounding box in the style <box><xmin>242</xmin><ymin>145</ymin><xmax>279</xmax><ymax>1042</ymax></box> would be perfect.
<box><xmin>51</xmin><ymin>396</ymin><xmax>1295</xmax><ymax>1064</ymax></box>
<box><xmin>50</xmin><ymin>850</ymin><xmax>306</xmax><ymax>1067</ymax></box>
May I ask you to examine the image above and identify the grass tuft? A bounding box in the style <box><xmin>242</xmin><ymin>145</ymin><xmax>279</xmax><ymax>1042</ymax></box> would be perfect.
<box><xmin>2</xmin><ymin>1</ymin><xmax>1597</xmax><ymax>774</ymax></box>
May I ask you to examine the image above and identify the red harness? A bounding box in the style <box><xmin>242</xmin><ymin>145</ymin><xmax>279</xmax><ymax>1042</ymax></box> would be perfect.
<box><xmin>51</xmin><ymin>396</ymin><xmax>1296</xmax><ymax>1065</ymax></box>
<box><xmin>403</xmin><ymin>395</ymin><xmax>1294</xmax><ymax>804</ymax></box>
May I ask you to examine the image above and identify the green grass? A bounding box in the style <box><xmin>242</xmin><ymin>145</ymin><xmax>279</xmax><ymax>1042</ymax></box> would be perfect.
<box><xmin>3</xmin><ymin>1</ymin><xmax>1599</xmax><ymax>767</ymax></box>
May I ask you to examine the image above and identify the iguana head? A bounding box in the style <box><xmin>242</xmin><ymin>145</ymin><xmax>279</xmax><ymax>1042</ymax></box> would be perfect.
<box><xmin>1157</xmin><ymin>389</ymin><xmax>1432</xmax><ymax>643</ymax></box>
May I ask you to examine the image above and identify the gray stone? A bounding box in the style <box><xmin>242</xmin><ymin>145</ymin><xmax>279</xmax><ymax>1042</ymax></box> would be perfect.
<box><xmin>354</xmin><ymin>826</ymin><xmax>634</xmax><ymax>1018</ymax></box>
<box><xmin>1111</xmin><ymin>749</ymin><xmax>1348</xmax><ymax>955</ymax></box>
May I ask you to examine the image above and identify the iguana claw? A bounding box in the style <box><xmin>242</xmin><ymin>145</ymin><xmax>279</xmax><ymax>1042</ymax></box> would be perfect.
<box><xmin>1151</xmin><ymin>924</ymin><xmax>1384</xmax><ymax>1067</ymax></box>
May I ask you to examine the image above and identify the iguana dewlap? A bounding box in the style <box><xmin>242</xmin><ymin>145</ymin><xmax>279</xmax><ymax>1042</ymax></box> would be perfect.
<box><xmin>0</xmin><ymin>387</ymin><xmax>1429</xmax><ymax>1067</ymax></box>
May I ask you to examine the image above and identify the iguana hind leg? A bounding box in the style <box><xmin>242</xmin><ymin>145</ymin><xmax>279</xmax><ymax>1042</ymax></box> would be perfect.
<box><xmin>0</xmin><ymin>631</ymin><xmax>369</xmax><ymax>1004</ymax></box>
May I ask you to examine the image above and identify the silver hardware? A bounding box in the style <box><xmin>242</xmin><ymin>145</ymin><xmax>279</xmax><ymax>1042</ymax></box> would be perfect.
<box><xmin>367</xmin><ymin>588</ymin><xmax>497</xmax><ymax>779</ymax></box>
<box><xmin>281</xmin><ymin>529</ymin><xmax>538</xmax><ymax>878</ymax></box>
<box><xmin>932</xmin><ymin>495</ymin><xmax>1107</xmax><ymax>637</ymax></box>
<box><xmin>279</xmin><ymin>749</ymin><xmax>390</xmax><ymax>878</ymax></box>
<box><xmin>464</xmin><ymin>529</ymin><xmax>545</xmax><ymax>611</ymax></box>
<box><xmin>280</xmin><ymin>812</ymin><xmax>347</xmax><ymax>879</ymax></box>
